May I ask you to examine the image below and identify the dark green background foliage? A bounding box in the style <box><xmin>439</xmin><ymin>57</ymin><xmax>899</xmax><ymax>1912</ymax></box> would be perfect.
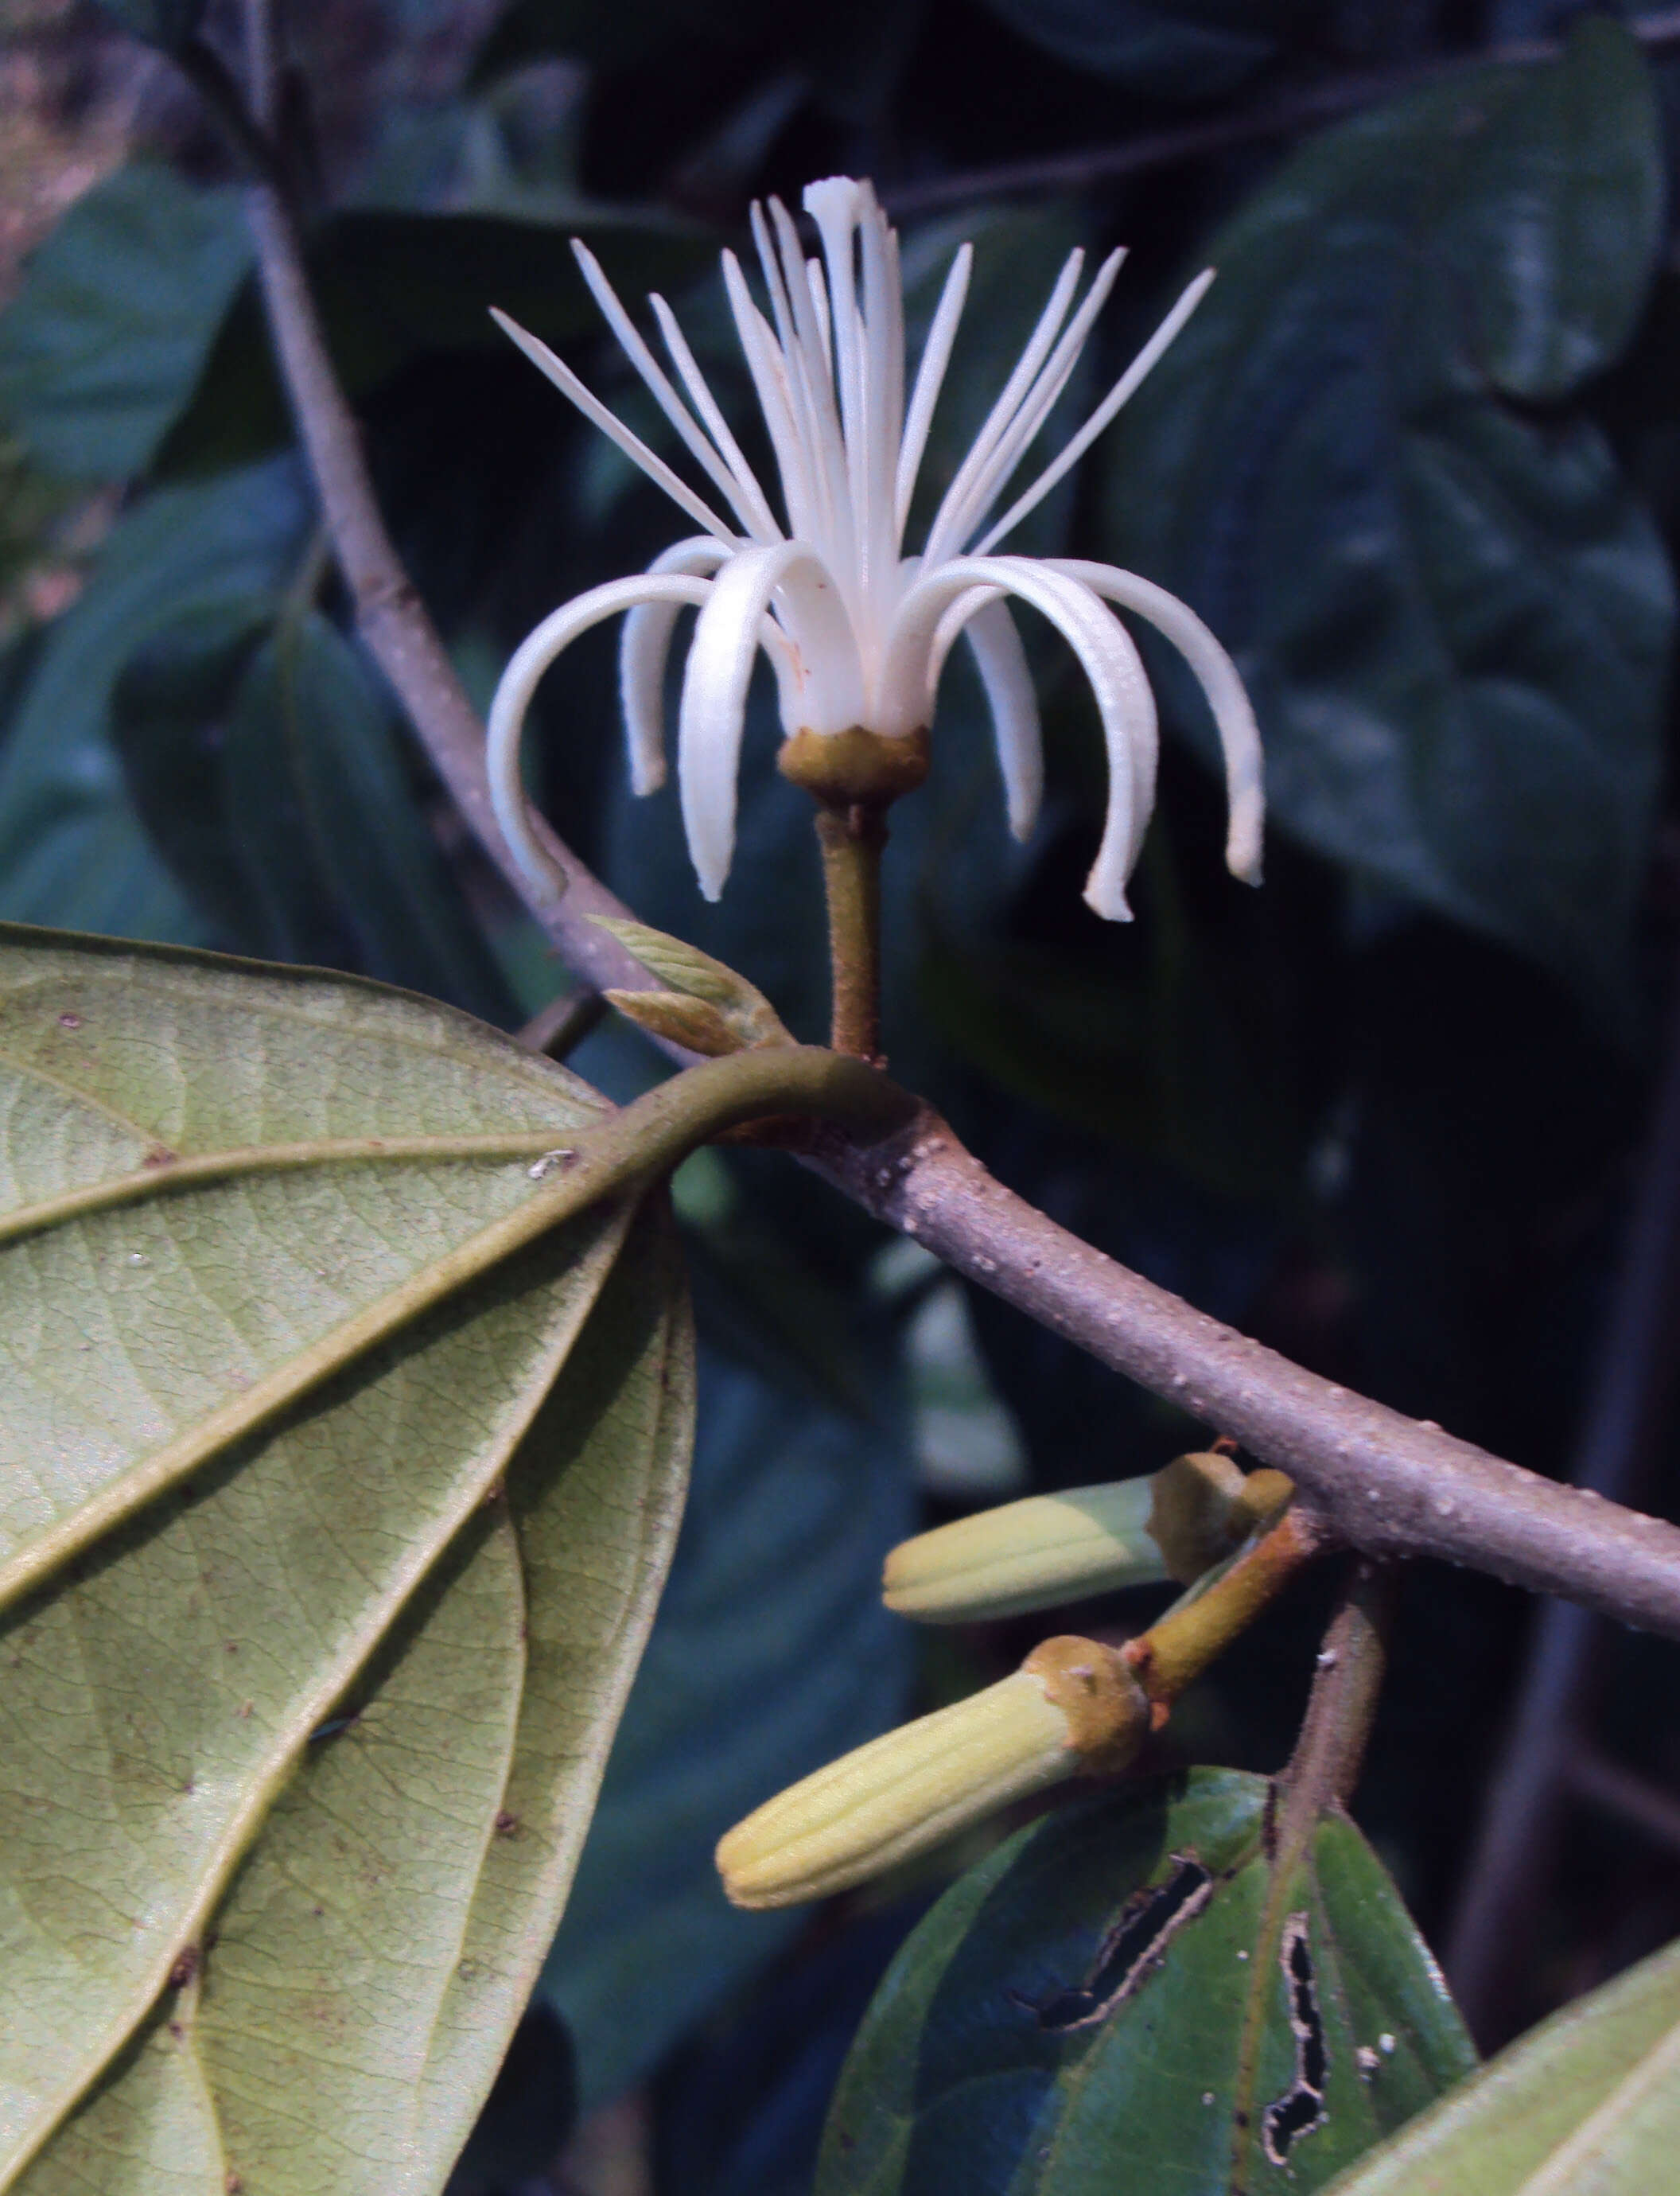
<box><xmin>4</xmin><ymin>2</ymin><xmax>1680</xmax><ymax>2190</ymax></box>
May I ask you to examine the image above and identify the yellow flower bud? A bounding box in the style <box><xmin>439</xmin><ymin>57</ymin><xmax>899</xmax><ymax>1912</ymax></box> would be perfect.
<box><xmin>715</xmin><ymin>1636</ymin><xmax>1148</xmax><ymax>1910</ymax></box>
<box><xmin>881</xmin><ymin>1482</ymin><xmax>1165</xmax><ymax>1622</ymax></box>
<box><xmin>881</xmin><ymin>1456</ymin><xmax>1293</xmax><ymax>1622</ymax></box>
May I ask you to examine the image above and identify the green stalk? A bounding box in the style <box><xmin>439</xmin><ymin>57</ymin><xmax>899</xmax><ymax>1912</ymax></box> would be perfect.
<box><xmin>815</xmin><ymin>806</ymin><xmax>889</xmax><ymax>1062</ymax></box>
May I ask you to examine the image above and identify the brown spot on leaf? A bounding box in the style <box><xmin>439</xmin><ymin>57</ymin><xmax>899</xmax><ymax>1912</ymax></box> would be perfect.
<box><xmin>169</xmin><ymin>1945</ymin><xmax>200</xmax><ymax>1988</ymax></box>
<box><xmin>56</xmin><ymin>1012</ymin><xmax>82</xmax><ymax>1030</ymax></box>
<box><xmin>142</xmin><ymin>1146</ymin><xmax>177</xmax><ymax>1169</ymax></box>
<box><xmin>495</xmin><ymin>1811</ymin><xmax>519</xmax><ymax>1837</ymax></box>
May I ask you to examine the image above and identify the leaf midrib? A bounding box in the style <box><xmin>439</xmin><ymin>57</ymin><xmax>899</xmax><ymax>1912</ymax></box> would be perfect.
<box><xmin>0</xmin><ymin>1127</ymin><xmax>590</xmax><ymax>1249</ymax></box>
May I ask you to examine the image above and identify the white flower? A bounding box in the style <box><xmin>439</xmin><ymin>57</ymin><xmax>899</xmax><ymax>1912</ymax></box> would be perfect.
<box><xmin>486</xmin><ymin>176</ymin><xmax>1262</xmax><ymax>917</ymax></box>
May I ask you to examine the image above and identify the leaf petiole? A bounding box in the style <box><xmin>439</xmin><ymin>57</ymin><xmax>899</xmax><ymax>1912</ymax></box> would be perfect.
<box><xmin>0</xmin><ymin>1044</ymin><xmax>916</xmax><ymax>1622</ymax></box>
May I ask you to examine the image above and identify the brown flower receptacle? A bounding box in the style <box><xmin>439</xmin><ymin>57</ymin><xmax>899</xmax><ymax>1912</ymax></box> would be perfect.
<box><xmin>776</xmin><ymin>724</ymin><xmax>932</xmax><ymax>809</ymax></box>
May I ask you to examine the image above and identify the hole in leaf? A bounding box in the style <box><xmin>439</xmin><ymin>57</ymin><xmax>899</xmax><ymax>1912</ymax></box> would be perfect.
<box><xmin>1262</xmin><ymin>1912</ymin><xmax>1328</xmax><ymax>2163</ymax></box>
<box><xmin>1021</xmin><ymin>1852</ymin><xmax>1214</xmax><ymax>2031</ymax></box>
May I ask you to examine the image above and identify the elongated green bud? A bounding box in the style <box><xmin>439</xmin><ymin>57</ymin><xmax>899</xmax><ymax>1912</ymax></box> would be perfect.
<box><xmin>715</xmin><ymin>1636</ymin><xmax>1147</xmax><ymax>1910</ymax></box>
<box><xmin>882</xmin><ymin>1456</ymin><xmax>1293</xmax><ymax>1623</ymax></box>
<box><xmin>883</xmin><ymin>1482</ymin><xmax>1165</xmax><ymax>1622</ymax></box>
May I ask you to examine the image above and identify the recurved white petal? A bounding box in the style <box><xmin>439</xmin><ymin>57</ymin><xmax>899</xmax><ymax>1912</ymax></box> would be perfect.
<box><xmin>960</xmin><ymin>594</ymin><xmax>1043</xmax><ymax>842</ymax></box>
<box><xmin>678</xmin><ymin>544</ymin><xmax>856</xmax><ymax>899</ymax></box>
<box><xmin>1051</xmin><ymin>558</ymin><xmax>1264</xmax><ymax>884</ymax></box>
<box><xmin>887</xmin><ymin>555</ymin><xmax>1157</xmax><ymax>916</ymax></box>
<box><xmin>619</xmin><ymin>539</ymin><xmax>731</xmax><ymax>796</ymax></box>
<box><xmin>488</xmin><ymin>572</ymin><xmax>714</xmax><ymax>893</ymax></box>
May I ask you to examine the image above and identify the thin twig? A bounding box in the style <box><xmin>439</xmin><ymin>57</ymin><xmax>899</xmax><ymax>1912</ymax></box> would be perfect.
<box><xmin>812</xmin><ymin>1110</ymin><xmax>1680</xmax><ymax>1637</ymax></box>
<box><xmin>1445</xmin><ymin>944</ymin><xmax>1680</xmax><ymax>2041</ymax></box>
<box><xmin>172</xmin><ymin>35</ymin><xmax>287</xmax><ymax>192</ymax></box>
<box><xmin>1227</xmin><ymin>1563</ymin><xmax>1392</xmax><ymax>2194</ymax></box>
<box><xmin>221</xmin><ymin>4</ymin><xmax>660</xmax><ymax>1010</ymax></box>
<box><xmin>194</xmin><ymin>0</ymin><xmax>1680</xmax><ymax>1645</ymax></box>
<box><xmin>1281</xmin><ymin>1560</ymin><xmax>1394</xmax><ymax>1817</ymax></box>
<box><xmin>880</xmin><ymin>10</ymin><xmax>1680</xmax><ymax>217</ymax></box>
<box><xmin>517</xmin><ymin>988</ymin><xmax>609</xmax><ymax>1061</ymax></box>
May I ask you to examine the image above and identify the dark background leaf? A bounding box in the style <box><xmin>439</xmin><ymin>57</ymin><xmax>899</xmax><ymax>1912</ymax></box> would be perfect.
<box><xmin>0</xmin><ymin>162</ymin><xmax>250</xmax><ymax>482</ymax></box>
<box><xmin>1097</xmin><ymin>19</ymin><xmax>1672</xmax><ymax>1006</ymax></box>
<box><xmin>113</xmin><ymin>604</ymin><xmax>519</xmax><ymax>1022</ymax></box>
<box><xmin>158</xmin><ymin>211</ymin><xmax>714</xmax><ymax>477</ymax></box>
<box><xmin>0</xmin><ymin>458</ymin><xmax>309</xmax><ymax>942</ymax></box>
<box><xmin>974</xmin><ymin>0</ymin><xmax>1299</xmax><ymax>99</ymax></box>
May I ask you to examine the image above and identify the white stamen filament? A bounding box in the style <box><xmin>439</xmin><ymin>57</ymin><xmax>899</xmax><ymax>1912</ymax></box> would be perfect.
<box><xmin>975</xmin><ymin>268</ymin><xmax>1216</xmax><ymax>556</ymax></box>
<box><xmin>895</xmin><ymin>241</ymin><xmax>972</xmax><ymax>535</ymax></box>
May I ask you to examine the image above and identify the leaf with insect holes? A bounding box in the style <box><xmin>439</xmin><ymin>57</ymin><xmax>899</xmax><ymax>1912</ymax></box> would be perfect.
<box><xmin>815</xmin><ymin>1768</ymin><xmax>1475</xmax><ymax>2196</ymax></box>
<box><xmin>594</xmin><ymin>917</ymin><xmax>794</xmax><ymax>1055</ymax></box>
<box><xmin>1322</xmin><ymin>1929</ymin><xmax>1680</xmax><ymax>2194</ymax></box>
<box><xmin>0</xmin><ymin>927</ymin><xmax>692</xmax><ymax>2196</ymax></box>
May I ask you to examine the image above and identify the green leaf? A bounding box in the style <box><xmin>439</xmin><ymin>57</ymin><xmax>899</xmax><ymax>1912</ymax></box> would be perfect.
<box><xmin>0</xmin><ymin>928</ymin><xmax>694</xmax><ymax>2193</ymax></box>
<box><xmin>815</xmin><ymin>1768</ymin><xmax>1475</xmax><ymax>2195</ymax></box>
<box><xmin>1322</xmin><ymin>1933</ymin><xmax>1680</xmax><ymax>2194</ymax></box>
<box><xmin>0</xmin><ymin>165</ymin><xmax>251</xmax><ymax>481</ymax></box>
<box><xmin>158</xmin><ymin>211</ymin><xmax>712</xmax><ymax>477</ymax></box>
<box><xmin>0</xmin><ymin>459</ymin><xmax>310</xmax><ymax>945</ymax></box>
<box><xmin>1099</xmin><ymin>18</ymin><xmax>1671</xmax><ymax>1003</ymax></box>
<box><xmin>88</xmin><ymin>0</ymin><xmax>206</xmax><ymax>52</ymax></box>
<box><xmin>114</xmin><ymin>605</ymin><xmax>519</xmax><ymax>1022</ymax></box>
